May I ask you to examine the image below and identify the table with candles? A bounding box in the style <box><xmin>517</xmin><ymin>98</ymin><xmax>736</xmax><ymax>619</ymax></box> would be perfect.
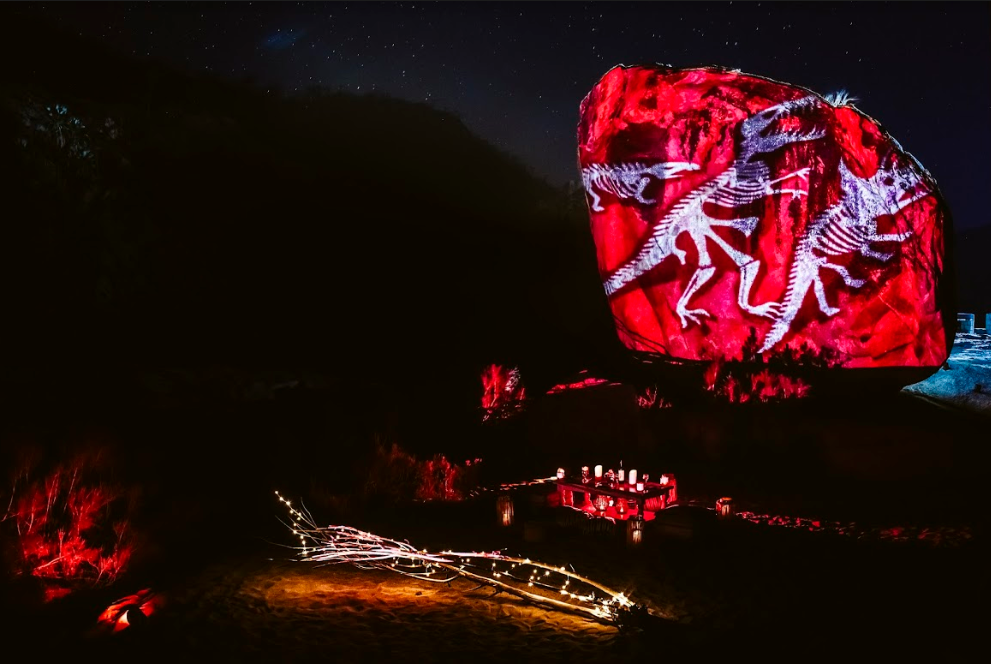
<box><xmin>554</xmin><ymin>466</ymin><xmax>676</xmax><ymax>521</ymax></box>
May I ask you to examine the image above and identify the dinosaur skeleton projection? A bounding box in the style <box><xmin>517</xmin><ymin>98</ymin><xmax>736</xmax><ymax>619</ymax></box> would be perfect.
<box><xmin>578</xmin><ymin>65</ymin><xmax>949</xmax><ymax>372</ymax></box>
<box><xmin>595</xmin><ymin>95</ymin><xmax>826</xmax><ymax>328</ymax></box>
<box><xmin>758</xmin><ymin>154</ymin><xmax>931</xmax><ymax>352</ymax></box>
<box><xmin>581</xmin><ymin>161</ymin><xmax>700</xmax><ymax>212</ymax></box>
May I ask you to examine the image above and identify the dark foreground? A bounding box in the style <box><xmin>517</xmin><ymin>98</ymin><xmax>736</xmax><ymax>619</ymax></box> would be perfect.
<box><xmin>1</xmin><ymin>387</ymin><xmax>987</xmax><ymax>660</ymax></box>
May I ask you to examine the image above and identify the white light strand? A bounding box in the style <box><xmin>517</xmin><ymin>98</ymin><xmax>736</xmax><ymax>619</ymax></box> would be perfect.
<box><xmin>274</xmin><ymin>491</ymin><xmax>637</xmax><ymax>623</ymax></box>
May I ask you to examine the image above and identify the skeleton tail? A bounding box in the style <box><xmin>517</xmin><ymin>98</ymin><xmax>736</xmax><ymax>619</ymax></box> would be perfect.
<box><xmin>602</xmin><ymin>221</ymin><xmax>678</xmax><ymax>296</ymax></box>
<box><xmin>759</xmin><ymin>241</ymin><xmax>811</xmax><ymax>354</ymax></box>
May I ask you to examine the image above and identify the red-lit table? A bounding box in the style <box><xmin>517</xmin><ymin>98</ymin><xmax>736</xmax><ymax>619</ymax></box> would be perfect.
<box><xmin>555</xmin><ymin>479</ymin><xmax>674</xmax><ymax>521</ymax></box>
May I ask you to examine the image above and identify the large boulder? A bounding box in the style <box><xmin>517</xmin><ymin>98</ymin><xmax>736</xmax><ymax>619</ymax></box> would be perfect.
<box><xmin>577</xmin><ymin>65</ymin><xmax>953</xmax><ymax>391</ymax></box>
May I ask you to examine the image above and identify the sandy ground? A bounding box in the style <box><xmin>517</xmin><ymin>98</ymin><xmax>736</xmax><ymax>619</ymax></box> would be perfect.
<box><xmin>162</xmin><ymin>558</ymin><xmax>619</xmax><ymax>661</ymax></box>
<box><xmin>5</xmin><ymin>375</ymin><xmax>988</xmax><ymax>662</ymax></box>
<box><xmin>27</xmin><ymin>504</ymin><xmax>977</xmax><ymax>664</ymax></box>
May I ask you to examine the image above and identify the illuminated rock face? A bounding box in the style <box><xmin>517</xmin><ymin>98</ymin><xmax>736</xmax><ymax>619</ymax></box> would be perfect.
<box><xmin>578</xmin><ymin>65</ymin><xmax>952</xmax><ymax>378</ymax></box>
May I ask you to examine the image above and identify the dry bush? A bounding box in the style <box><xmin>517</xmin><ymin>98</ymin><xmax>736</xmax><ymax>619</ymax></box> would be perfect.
<box><xmin>1</xmin><ymin>443</ymin><xmax>138</xmax><ymax>600</ymax></box>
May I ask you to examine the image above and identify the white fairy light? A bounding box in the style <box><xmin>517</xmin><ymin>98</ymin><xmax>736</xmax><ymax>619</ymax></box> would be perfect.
<box><xmin>274</xmin><ymin>492</ymin><xmax>641</xmax><ymax>624</ymax></box>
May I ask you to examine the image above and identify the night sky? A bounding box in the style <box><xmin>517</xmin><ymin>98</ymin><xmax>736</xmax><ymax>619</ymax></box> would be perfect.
<box><xmin>26</xmin><ymin>1</ymin><xmax>990</xmax><ymax>230</ymax></box>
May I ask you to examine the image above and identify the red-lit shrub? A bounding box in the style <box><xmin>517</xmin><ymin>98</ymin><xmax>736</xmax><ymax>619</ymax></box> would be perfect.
<box><xmin>637</xmin><ymin>386</ymin><xmax>673</xmax><ymax>409</ymax></box>
<box><xmin>1</xmin><ymin>446</ymin><xmax>137</xmax><ymax>599</ymax></box>
<box><xmin>702</xmin><ymin>328</ymin><xmax>834</xmax><ymax>403</ymax></box>
<box><xmin>481</xmin><ymin>364</ymin><xmax>526</xmax><ymax>421</ymax></box>
<box><xmin>358</xmin><ymin>438</ymin><xmax>483</xmax><ymax>506</ymax></box>
<box><xmin>416</xmin><ymin>455</ymin><xmax>483</xmax><ymax>502</ymax></box>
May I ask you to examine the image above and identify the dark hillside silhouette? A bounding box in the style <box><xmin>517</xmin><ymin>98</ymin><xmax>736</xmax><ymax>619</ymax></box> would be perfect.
<box><xmin>0</xmin><ymin>8</ymin><xmax>623</xmax><ymax>411</ymax></box>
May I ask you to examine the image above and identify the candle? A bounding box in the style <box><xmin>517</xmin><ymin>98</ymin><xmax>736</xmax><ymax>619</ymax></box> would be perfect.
<box><xmin>581</xmin><ymin>466</ymin><xmax>590</xmax><ymax>483</ymax></box>
<box><xmin>636</xmin><ymin>482</ymin><xmax>644</xmax><ymax>492</ymax></box>
<box><xmin>556</xmin><ymin>467</ymin><xmax>565</xmax><ymax>479</ymax></box>
<box><xmin>594</xmin><ymin>465</ymin><xmax>603</xmax><ymax>479</ymax></box>
<box><xmin>628</xmin><ymin>470</ymin><xmax>637</xmax><ymax>486</ymax></box>
<box><xmin>617</xmin><ymin>469</ymin><xmax>625</xmax><ymax>483</ymax></box>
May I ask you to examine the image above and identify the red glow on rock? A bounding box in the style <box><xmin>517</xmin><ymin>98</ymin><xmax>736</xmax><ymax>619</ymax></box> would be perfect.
<box><xmin>578</xmin><ymin>65</ymin><xmax>951</xmax><ymax>381</ymax></box>
<box><xmin>3</xmin><ymin>449</ymin><xmax>135</xmax><ymax>599</ymax></box>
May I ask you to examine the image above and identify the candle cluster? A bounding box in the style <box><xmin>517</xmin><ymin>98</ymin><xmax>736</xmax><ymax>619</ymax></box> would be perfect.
<box><xmin>562</xmin><ymin>463</ymin><xmax>658</xmax><ymax>493</ymax></box>
<box><xmin>274</xmin><ymin>491</ymin><xmax>641</xmax><ymax>624</ymax></box>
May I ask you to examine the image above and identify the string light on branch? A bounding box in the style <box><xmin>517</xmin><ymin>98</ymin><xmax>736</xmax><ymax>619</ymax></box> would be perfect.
<box><xmin>273</xmin><ymin>491</ymin><xmax>646</xmax><ymax>624</ymax></box>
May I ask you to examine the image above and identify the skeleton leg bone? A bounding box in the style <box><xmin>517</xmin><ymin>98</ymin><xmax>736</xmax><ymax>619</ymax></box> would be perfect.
<box><xmin>821</xmin><ymin>261</ymin><xmax>865</xmax><ymax>288</ymax></box>
<box><xmin>588</xmin><ymin>189</ymin><xmax>604</xmax><ymax>212</ymax></box>
<box><xmin>765</xmin><ymin>168</ymin><xmax>811</xmax><ymax>199</ymax></box>
<box><xmin>705</xmin><ymin>228</ymin><xmax>780</xmax><ymax>318</ymax></box>
<box><xmin>871</xmin><ymin>231</ymin><xmax>913</xmax><ymax>243</ymax></box>
<box><xmin>676</xmin><ymin>265</ymin><xmax>716</xmax><ymax>328</ymax></box>
<box><xmin>861</xmin><ymin>247</ymin><xmax>894</xmax><ymax>262</ymax></box>
<box><xmin>737</xmin><ymin>261</ymin><xmax>781</xmax><ymax>318</ymax></box>
<box><xmin>812</xmin><ymin>273</ymin><xmax>840</xmax><ymax>316</ymax></box>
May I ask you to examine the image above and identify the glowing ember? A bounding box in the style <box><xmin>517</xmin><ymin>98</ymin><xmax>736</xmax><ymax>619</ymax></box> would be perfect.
<box><xmin>684</xmin><ymin>498</ymin><xmax>973</xmax><ymax>547</ymax></box>
<box><xmin>97</xmin><ymin>588</ymin><xmax>162</xmax><ymax>633</ymax></box>
<box><xmin>274</xmin><ymin>491</ymin><xmax>646</xmax><ymax>624</ymax></box>
<box><xmin>546</xmin><ymin>371</ymin><xmax>616</xmax><ymax>394</ymax></box>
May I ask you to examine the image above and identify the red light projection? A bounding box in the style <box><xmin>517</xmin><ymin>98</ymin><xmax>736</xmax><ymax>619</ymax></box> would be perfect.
<box><xmin>578</xmin><ymin>65</ymin><xmax>951</xmax><ymax>376</ymax></box>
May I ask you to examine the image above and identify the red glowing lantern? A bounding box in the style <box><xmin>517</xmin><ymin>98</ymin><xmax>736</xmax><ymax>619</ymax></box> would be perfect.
<box><xmin>716</xmin><ymin>497</ymin><xmax>735</xmax><ymax>518</ymax></box>
<box><xmin>578</xmin><ymin>65</ymin><xmax>952</xmax><ymax>390</ymax></box>
<box><xmin>496</xmin><ymin>495</ymin><xmax>515</xmax><ymax>527</ymax></box>
<box><xmin>626</xmin><ymin>516</ymin><xmax>645</xmax><ymax>546</ymax></box>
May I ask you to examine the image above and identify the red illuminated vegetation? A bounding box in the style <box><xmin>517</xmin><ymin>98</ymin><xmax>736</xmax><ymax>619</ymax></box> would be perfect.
<box><xmin>1</xmin><ymin>447</ymin><xmax>136</xmax><ymax>599</ymax></box>
<box><xmin>362</xmin><ymin>440</ymin><xmax>483</xmax><ymax>504</ymax></box>
<box><xmin>480</xmin><ymin>364</ymin><xmax>526</xmax><ymax>420</ymax></box>
<box><xmin>637</xmin><ymin>386</ymin><xmax>673</xmax><ymax>409</ymax></box>
<box><xmin>700</xmin><ymin>327</ymin><xmax>838</xmax><ymax>402</ymax></box>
